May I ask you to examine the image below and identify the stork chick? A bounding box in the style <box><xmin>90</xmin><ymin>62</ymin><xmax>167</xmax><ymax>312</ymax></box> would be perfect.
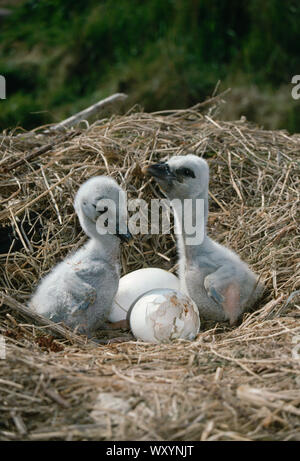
<box><xmin>30</xmin><ymin>176</ymin><xmax>132</xmax><ymax>338</ymax></box>
<box><xmin>145</xmin><ymin>155</ymin><xmax>264</xmax><ymax>325</ymax></box>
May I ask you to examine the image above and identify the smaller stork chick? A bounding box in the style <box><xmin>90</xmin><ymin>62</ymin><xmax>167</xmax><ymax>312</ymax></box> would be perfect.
<box><xmin>30</xmin><ymin>176</ymin><xmax>132</xmax><ymax>338</ymax></box>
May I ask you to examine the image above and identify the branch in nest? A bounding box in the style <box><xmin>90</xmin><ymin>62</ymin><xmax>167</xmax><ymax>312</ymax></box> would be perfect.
<box><xmin>49</xmin><ymin>93</ymin><xmax>128</xmax><ymax>132</ymax></box>
<box><xmin>0</xmin><ymin>292</ymin><xmax>88</xmax><ymax>346</ymax></box>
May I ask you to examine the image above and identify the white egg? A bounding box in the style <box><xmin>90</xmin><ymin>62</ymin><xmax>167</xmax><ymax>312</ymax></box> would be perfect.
<box><xmin>108</xmin><ymin>268</ymin><xmax>180</xmax><ymax>322</ymax></box>
<box><xmin>129</xmin><ymin>288</ymin><xmax>200</xmax><ymax>343</ymax></box>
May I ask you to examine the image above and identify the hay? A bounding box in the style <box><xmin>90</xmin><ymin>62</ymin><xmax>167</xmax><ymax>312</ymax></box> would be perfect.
<box><xmin>0</xmin><ymin>101</ymin><xmax>299</xmax><ymax>441</ymax></box>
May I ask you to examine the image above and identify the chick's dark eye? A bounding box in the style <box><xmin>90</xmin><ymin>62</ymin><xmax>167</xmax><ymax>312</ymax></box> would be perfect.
<box><xmin>177</xmin><ymin>167</ymin><xmax>195</xmax><ymax>178</ymax></box>
<box><xmin>184</xmin><ymin>168</ymin><xmax>195</xmax><ymax>177</ymax></box>
<box><xmin>99</xmin><ymin>206</ymin><xmax>108</xmax><ymax>215</ymax></box>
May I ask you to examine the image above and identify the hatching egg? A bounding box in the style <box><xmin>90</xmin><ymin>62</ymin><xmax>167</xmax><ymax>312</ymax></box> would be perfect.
<box><xmin>108</xmin><ymin>268</ymin><xmax>180</xmax><ymax>322</ymax></box>
<box><xmin>129</xmin><ymin>288</ymin><xmax>200</xmax><ymax>343</ymax></box>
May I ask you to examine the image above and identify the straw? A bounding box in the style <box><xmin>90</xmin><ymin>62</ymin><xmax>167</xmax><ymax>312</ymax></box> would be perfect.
<box><xmin>0</xmin><ymin>101</ymin><xmax>299</xmax><ymax>440</ymax></box>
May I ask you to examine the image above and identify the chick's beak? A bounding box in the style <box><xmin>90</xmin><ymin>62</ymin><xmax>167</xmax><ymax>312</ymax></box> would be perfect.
<box><xmin>143</xmin><ymin>162</ymin><xmax>177</xmax><ymax>181</ymax></box>
<box><xmin>117</xmin><ymin>227</ymin><xmax>133</xmax><ymax>243</ymax></box>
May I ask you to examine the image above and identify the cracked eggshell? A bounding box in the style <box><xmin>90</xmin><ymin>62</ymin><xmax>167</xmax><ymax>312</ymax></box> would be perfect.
<box><xmin>108</xmin><ymin>268</ymin><xmax>180</xmax><ymax>322</ymax></box>
<box><xmin>129</xmin><ymin>288</ymin><xmax>200</xmax><ymax>343</ymax></box>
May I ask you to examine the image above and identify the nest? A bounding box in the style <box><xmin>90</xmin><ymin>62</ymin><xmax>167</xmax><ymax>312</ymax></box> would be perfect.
<box><xmin>0</xmin><ymin>102</ymin><xmax>299</xmax><ymax>441</ymax></box>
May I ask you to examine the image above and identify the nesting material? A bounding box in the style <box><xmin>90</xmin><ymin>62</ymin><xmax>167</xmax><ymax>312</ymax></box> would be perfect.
<box><xmin>0</xmin><ymin>100</ymin><xmax>299</xmax><ymax>441</ymax></box>
<box><xmin>129</xmin><ymin>288</ymin><xmax>200</xmax><ymax>343</ymax></box>
<box><xmin>90</xmin><ymin>392</ymin><xmax>151</xmax><ymax>439</ymax></box>
<box><xmin>90</xmin><ymin>392</ymin><xmax>131</xmax><ymax>426</ymax></box>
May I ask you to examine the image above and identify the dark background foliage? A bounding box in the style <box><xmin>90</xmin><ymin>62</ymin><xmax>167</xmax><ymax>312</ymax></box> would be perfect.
<box><xmin>0</xmin><ymin>0</ymin><xmax>299</xmax><ymax>131</ymax></box>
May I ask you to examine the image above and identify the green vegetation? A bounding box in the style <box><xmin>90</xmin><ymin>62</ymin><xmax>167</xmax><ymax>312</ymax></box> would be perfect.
<box><xmin>0</xmin><ymin>0</ymin><xmax>299</xmax><ymax>131</ymax></box>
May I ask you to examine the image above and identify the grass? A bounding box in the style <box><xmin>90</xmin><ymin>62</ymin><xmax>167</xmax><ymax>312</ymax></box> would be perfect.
<box><xmin>0</xmin><ymin>0</ymin><xmax>299</xmax><ymax>132</ymax></box>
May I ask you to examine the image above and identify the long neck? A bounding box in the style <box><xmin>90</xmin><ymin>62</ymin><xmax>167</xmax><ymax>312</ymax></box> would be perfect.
<box><xmin>80</xmin><ymin>214</ymin><xmax>121</xmax><ymax>264</ymax></box>
<box><xmin>171</xmin><ymin>191</ymin><xmax>209</xmax><ymax>261</ymax></box>
<box><xmin>85</xmin><ymin>236</ymin><xmax>121</xmax><ymax>264</ymax></box>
